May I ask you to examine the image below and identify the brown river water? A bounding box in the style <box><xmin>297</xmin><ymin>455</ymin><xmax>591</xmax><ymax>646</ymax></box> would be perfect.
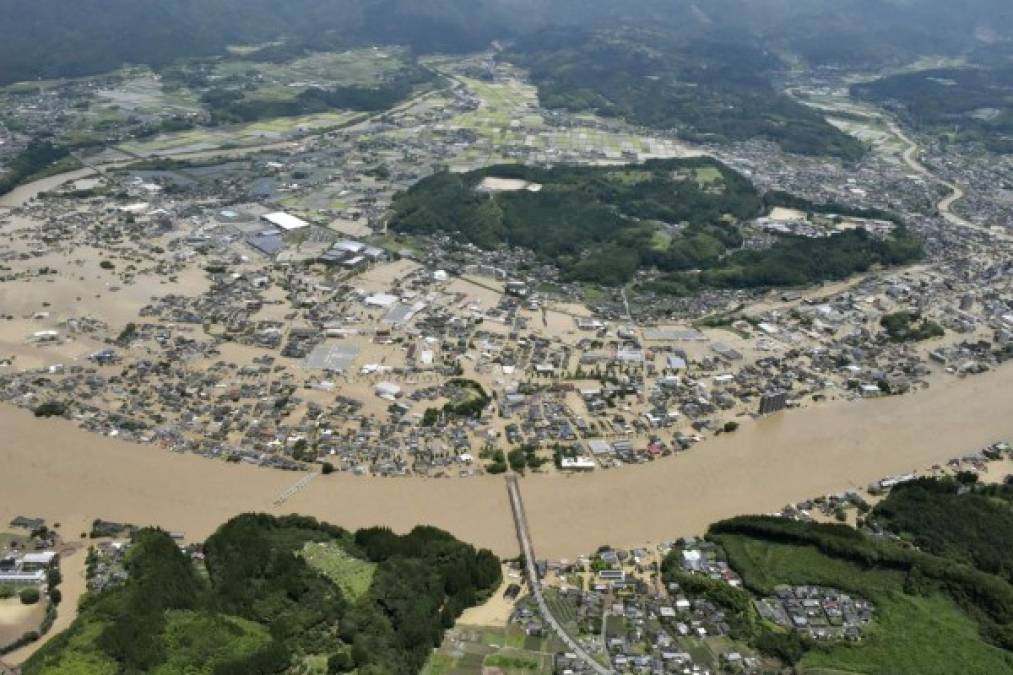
<box><xmin>3</xmin><ymin>167</ymin><xmax>1013</xmax><ymax>559</ymax></box>
<box><xmin>2</xmin><ymin>364</ymin><xmax>1011</xmax><ymax>561</ymax></box>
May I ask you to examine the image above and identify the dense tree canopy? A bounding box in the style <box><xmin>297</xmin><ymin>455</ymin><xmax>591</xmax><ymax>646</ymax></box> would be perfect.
<box><xmin>0</xmin><ymin>141</ymin><xmax>72</xmax><ymax>197</ymax></box>
<box><xmin>2</xmin><ymin>1</ymin><xmax>1010</xmax><ymax>86</ymax></box>
<box><xmin>507</xmin><ymin>29</ymin><xmax>867</xmax><ymax>159</ymax></box>
<box><xmin>852</xmin><ymin>66</ymin><xmax>1013</xmax><ymax>152</ymax></box>
<box><xmin>23</xmin><ymin>514</ymin><xmax>501</xmax><ymax>675</ymax></box>
<box><xmin>872</xmin><ymin>477</ymin><xmax>1013</xmax><ymax>584</ymax></box>
<box><xmin>391</xmin><ymin>158</ymin><xmax>922</xmax><ymax>289</ymax></box>
<box><xmin>390</xmin><ymin>158</ymin><xmax>763</xmax><ymax>284</ymax></box>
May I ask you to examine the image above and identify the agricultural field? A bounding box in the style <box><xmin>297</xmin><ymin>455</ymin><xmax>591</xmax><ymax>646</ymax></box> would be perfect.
<box><xmin>116</xmin><ymin>111</ymin><xmax>363</xmax><ymax>157</ymax></box>
<box><xmin>541</xmin><ymin>588</ymin><xmax>582</xmax><ymax>636</ymax></box>
<box><xmin>428</xmin><ymin>60</ymin><xmax>697</xmax><ymax>167</ymax></box>
<box><xmin>298</xmin><ymin>540</ymin><xmax>377</xmax><ymax>601</ymax></box>
<box><xmin>791</xmin><ymin>86</ymin><xmax>910</xmax><ymax>161</ymax></box>
<box><xmin>422</xmin><ymin>625</ymin><xmax>561</xmax><ymax>675</ymax></box>
<box><xmin>214</xmin><ymin>47</ymin><xmax>413</xmax><ymax>99</ymax></box>
<box><xmin>220</xmin><ymin>46</ymin><xmax>407</xmax><ymax>86</ymax></box>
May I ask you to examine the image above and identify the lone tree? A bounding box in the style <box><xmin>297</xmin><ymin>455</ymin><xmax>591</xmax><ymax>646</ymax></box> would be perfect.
<box><xmin>19</xmin><ymin>587</ymin><xmax>41</xmax><ymax>605</ymax></box>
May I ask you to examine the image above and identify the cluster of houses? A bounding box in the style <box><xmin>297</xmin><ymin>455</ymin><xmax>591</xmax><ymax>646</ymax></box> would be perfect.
<box><xmin>3</xmin><ymin>182</ymin><xmax>1009</xmax><ymax>479</ymax></box>
<box><xmin>755</xmin><ymin>586</ymin><xmax>874</xmax><ymax>641</ymax></box>
<box><xmin>512</xmin><ymin>541</ymin><xmax>783</xmax><ymax>674</ymax></box>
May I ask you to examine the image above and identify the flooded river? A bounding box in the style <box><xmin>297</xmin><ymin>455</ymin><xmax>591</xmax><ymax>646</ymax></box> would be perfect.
<box><xmin>2</xmin><ymin>152</ymin><xmax>1012</xmax><ymax>561</ymax></box>
<box><xmin>0</xmin><ymin>168</ymin><xmax>99</xmax><ymax>209</ymax></box>
<box><xmin>1</xmin><ymin>364</ymin><xmax>1011</xmax><ymax>561</ymax></box>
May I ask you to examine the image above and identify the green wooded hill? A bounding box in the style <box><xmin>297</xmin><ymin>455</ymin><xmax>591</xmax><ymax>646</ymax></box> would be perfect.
<box><xmin>390</xmin><ymin>158</ymin><xmax>762</xmax><ymax>285</ymax></box>
<box><xmin>389</xmin><ymin>158</ymin><xmax>923</xmax><ymax>289</ymax></box>
<box><xmin>21</xmin><ymin>514</ymin><xmax>502</xmax><ymax>675</ymax></box>
<box><xmin>872</xmin><ymin>476</ymin><xmax>1013</xmax><ymax>584</ymax></box>
<box><xmin>852</xmin><ymin>65</ymin><xmax>1013</xmax><ymax>153</ymax></box>
<box><xmin>681</xmin><ymin>477</ymin><xmax>1013</xmax><ymax>674</ymax></box>
<box><xmin>506</xmin><ymin>29</ymin><xmax>867</xmax><ymax>159</ymax></box>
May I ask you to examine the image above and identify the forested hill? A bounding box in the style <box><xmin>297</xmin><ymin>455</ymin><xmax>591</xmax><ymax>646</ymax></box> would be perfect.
<box><xmin>389</xmin><ymin>158</ymin><xmax>922</xmax><ymax>289</ymax></box>
<box><xmin>506</xmin><ymin>29</ymin><xmax>866</xmax><ymax>159</ymax></box>
<box><xmin>390</xmin><ymin>158</ymin><xmax>761</xmax><ymax>285</ymax></box>
<box><xmin>2</xmin><ymin>0</ymin><xmax>1012</xmax><ymax>86</ymax></box>
<box><xmin>851</xmin><ymin>65</ymin><xmax>1013</xmax><ymax>153</ymax></box>
<box><xmin>699</xmin><ymin>476</ymin><xmax>1013</xmax><ymax>673</ymax></box>
<box><xmin>21</xmin><ymin>515</ymin><xmax>502</xmax><ymax>675</ymax></box>
<box><xmin>0</xmin><ymin>0</ymin><xmax>512</xmax><ymax>85</ymax></box>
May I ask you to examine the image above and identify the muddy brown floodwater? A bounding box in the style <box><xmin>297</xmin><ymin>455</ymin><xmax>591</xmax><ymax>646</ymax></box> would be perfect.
<box><xmin>0</xmin><ymin>168</ymin><xmax>99</xmax><ymax>209</ymax></box>
<box><xmin>1</xmin><ymin>365</ymin><xmax>1011</xmax><ymax>563</ymax></box>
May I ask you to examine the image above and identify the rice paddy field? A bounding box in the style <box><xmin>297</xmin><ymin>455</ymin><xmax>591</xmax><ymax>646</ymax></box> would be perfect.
<box><xmin>424</xmin><ymin>60</ymin><xmax>702</xmax><ymax>167</ymax></box>
<box><xmin>35</xmin><ymin>49</ymin><xmax>414</xmax><ymax>157</ymax></box>
<box><xmin>116</xmin><ymin>111</ymin><xmax>363</xmax><ymax>157</ymax></box>
<box><xmin>422</xmin><ymin>625</ymin><xmax>561</xmax><ymax>675</ymax></box>
<box><xmin>214</xmin><ymin>47</ymin><xmax>411</xmax><ymax>98</ymax></box>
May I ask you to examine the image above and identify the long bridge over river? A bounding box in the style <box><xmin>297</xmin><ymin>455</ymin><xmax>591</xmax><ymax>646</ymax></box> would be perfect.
<box><xmin>505</xmin><ymin>475</ymin><xmax>613</xmax><ymax>675</ymax></box>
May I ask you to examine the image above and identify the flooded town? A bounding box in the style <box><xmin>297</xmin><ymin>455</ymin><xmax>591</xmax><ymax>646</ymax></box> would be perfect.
<box><xmin>1</xmin><ymin>13</ymin><xmax>1013</xmax><ymax>675</ymax></box>
<box><xmin>0</xmin><ymin>55</ymin><xmax>1010</xmax><ymax>483</ymax></box>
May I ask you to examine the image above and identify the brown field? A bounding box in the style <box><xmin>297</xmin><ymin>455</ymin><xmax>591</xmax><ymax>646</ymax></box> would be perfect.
<box><xmin>0</xmin><ymin>598</ymin><xmax>45</xmax><ymax>649</ymax></box>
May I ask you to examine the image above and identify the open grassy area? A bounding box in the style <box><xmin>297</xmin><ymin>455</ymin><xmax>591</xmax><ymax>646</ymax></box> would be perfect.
<box><xmin>716</xmin><ymin>535</ymin><xmax>905</xmax><ymax>596</ymax></box>
<box><xmin>693</xmin><ymin>165</ymin><xmax>724</xmax><ymax>187</ymax></box>
<box><xmin>605</xmin><ymin>169</ymin><xmax>654</xmax><ymax>185</ymax></box>
<box><xmin>0</xmin><ymin>532</ymin><xmax>30</xmax><ymax>549</ymax></box>
<box><xmin>649</xmin><ymin>230</ymin><xmax>673</xmax><ymax>251</ymax></box>
<box><xmin>298</xmin><ymin>541</ymin><xmax>376</xmax><ymax>602</ymax></box>
<box><xmin>582</xmin><ymin>285</ymin><xmax>608</xmax><ymax>303</ymax></box>
<box><xmin>292</xmin><ymin>654</ymin><xmax>330</xmax><ymax>675</ymax></box>
<box><xmin>716</xmin><ymin>534</ymin><xmax>1013</xmax><ymax>675</ymax></box>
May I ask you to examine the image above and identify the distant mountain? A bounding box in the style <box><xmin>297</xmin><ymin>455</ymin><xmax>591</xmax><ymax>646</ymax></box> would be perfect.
<box><xmin>2</xmin><ymin>0</ymin><xmax>1012</xmax><ymax>85</ymax></box>
<box><xmin>0</xmin><ymin>0</ymin><xmax>509</xmax><ymax>84</ymax></box>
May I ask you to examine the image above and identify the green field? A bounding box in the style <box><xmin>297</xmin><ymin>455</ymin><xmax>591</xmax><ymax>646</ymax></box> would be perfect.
<box><xmin>542</xmin><ymin>589</ymin><xmax>581</xmax><ymax>636</ymax></box>
<box><xmin>117</xmin><ymin>110</ymin><xmax>363</xmax><ymax>157</ymax></box>
<box><xmin>716</xmin><ymin>534</ymin><xmax>1013</xmax><ymax>675</ymax></box>
<box><xmin>423</xmin><ymin>625</ymin><xmax>558</xmax><ymax>675</ymax></box>
<box><xmin>217</xmin><ymin>48</ymin><xmax>410</xmax><ymax>93</ymax></box>
<box><xmin>605</xmin><ymin>169</ymin><xmax>654</xmax><ymax>185</ymax></box>
<box><xmin>298</xmin><ymin>541</ymin><xmax>376</xmax><ymax>601</ymax></box>
<box><xmin>649</xmin><ymin>230</ymin><xmax>673</xmax><ymax>251</ymax></box>
<box><xmin>0</xmin><ymin>532</ymin><xmax>30</xmax><ymax>549</ymax></box>
<box><xmin>692</xmin><ymin>165</ymin><xmax>724</xmax><ymax>188</ymax></box>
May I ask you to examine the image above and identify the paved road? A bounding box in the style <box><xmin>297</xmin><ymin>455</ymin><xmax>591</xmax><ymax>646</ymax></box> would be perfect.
<box><xmin>619</xmin><ymin>287</ymin><xmax>633</xmax><ymax>324</ymax></box>
<box><xmin>886</xmin><ymin>120</ymin><xmax>1007</xmax><ymax>240</ymax></box>
<box><xmin>506</xmin><ymin>475</ymin><xmax>613</xmax><ymax>675</ymax></box>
